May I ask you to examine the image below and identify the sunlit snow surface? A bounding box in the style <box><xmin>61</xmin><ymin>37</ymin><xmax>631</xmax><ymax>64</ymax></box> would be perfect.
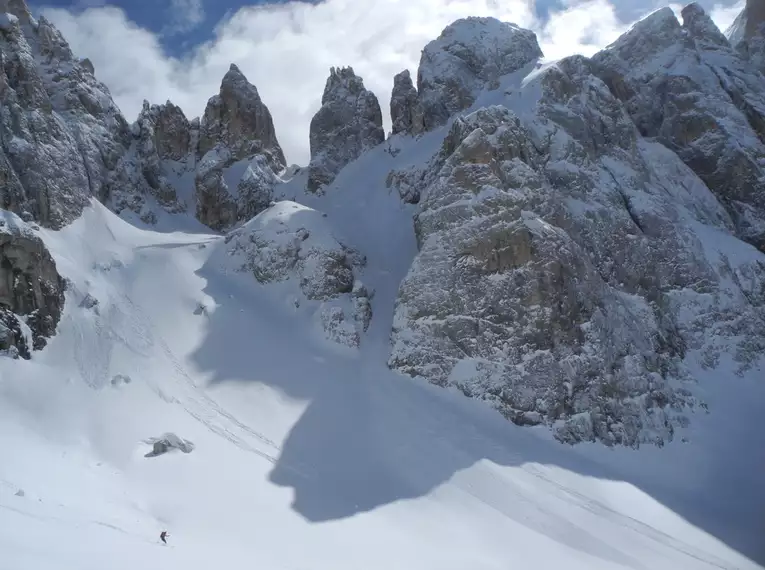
<box><xmin>1</xmin><ymin>59</ymin><xmax>764</xmax><ymax>570</ymax></box>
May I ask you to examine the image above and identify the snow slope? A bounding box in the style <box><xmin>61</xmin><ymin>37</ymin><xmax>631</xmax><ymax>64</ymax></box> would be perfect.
<box><xmin>1</xmin><ymin>179</ymin><xmax>764</xmax><ymax>569</ymax></box>
<box><xmin>1</xmin><ymin>15</ymin><xmax>764</xmax><ymax>569</ymax></box>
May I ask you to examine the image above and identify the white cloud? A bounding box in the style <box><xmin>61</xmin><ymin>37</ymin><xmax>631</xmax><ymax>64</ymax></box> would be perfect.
<box><xmin>162</xmin><ymin>0</ymin><xmax>205</xmax><ymax>36</ymax></box>
<box><xmin>41</xmin><ymin>0</ymin><xmax>743</xmax><ymax>166</ymax></box>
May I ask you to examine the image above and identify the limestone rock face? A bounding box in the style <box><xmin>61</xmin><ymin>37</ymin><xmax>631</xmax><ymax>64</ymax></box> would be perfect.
<box><xmin>728</xmin><ymin>0</ymin><xmax>765</xmax><ymax>74</ymax></box>
<box><xmin>0</xmin><ymin>210</ymin><xmax>65</xmax><ymax>358</ymax></box>
<box><xmin>193</xmin><ymin>65</ymin><xmax>286</xmax><ymax>229</ymax></box>
<box><xmin>415</xmin><ymin>17</ymin><xmax>543</xmax><ymax>132</ymax></box>
<box><xmin>147</xmin><ymin>101</ymin><xmax>192</xmax><ymax>161</ymax></box>
<box><xmin>0</xmin><ymin>0</ymin><xmax>185</xmax><ymax>228</ymax></box>
<box><xmin>211</xmin><ymin>201</ymin><xmax>372</xmax><ymax>348</ymax></box>
<box><xmin>307</xmin><ymin>67</ymin><xmax>384</xmax><ymax>192</ymax></box>
<box><xmin>592</xmin><ymin>5</ymin><xmax>765</xmax><ymax>251</ymax></box>
<box><xmin>198</xmin><ymin>64</ymin><xmax>285</xmax><ymax>170</ymax></box>
<box><xmin>389</xmin><ymin>52</ymin><xmax>765</xmax><ymax>447</ymax></box>
<box><xmin>390</xmin><ymin>70</ymin><xmax>419</xmax><ymax>136</ymax></box>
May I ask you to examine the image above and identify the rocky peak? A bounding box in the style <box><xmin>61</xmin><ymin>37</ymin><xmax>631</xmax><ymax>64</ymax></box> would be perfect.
<box><xmin>415</xmin><ymin>17</ymin><xmax>543</xmax><ymax>131</ymax></box>
<box><xmin>390</xmin><ymin>45</ymin><xmax>765</xmax><ymax>445</ymax></box>
<box><xmin>198</xmin><ymin>63</ymin><xmax>285</xmax><ymax>170</ymax></box>
<box><xmin>193</xmin><ymin>64</ymin><xmax>285</xmax><ymax>230</ymax></box>
<box><xmin>744</xmin><ymin>0</ymin><xmax>765</xmax><ymax>40</ymax></box>
<box><xmin>390</xmin><ymin>69</ymin><xmax>419</xmax><ymax>135</ymax></box>
<box><xmin>307</xmin><ymin>66</ymin><xmax>384</xmax><ymax>192</ymax></box>
<box><xmin>0</xmin><ymin>0</ymin><xmax>32</xmax><ymax>24</ymax></box>
<box><xmin>591</xmin><ymin>5</ymin><xmax>765</xmax><ymax>251</ymax></box>
<box><xmin>138</xmin><ymin>100</ymin><xmax>192</xmax><ymax>161</ymax></box>
<box><xmin>729</xmin><ymin>0</ymin><xmax>765</xmax><ymax>74</ymax></box>
<box><xmin>322</xmin><ymin>66</ymin><xmax>366</xmax><ymax>103</ymax></box>
<box><xmin>681</xmin><ymin>3</ymin><xmax>729</xmax><ymax>47</ymax></box>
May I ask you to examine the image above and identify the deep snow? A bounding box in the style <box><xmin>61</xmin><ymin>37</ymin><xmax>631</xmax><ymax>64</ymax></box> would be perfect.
<box><xmin>1</xmin><ymin>188</ymin><xmax>763</xmax><ymax>569</ymax></box>
<box><xmin>1</xmin><ymin>48</ymin><xmax>764</xmax><ymax>570</ymax></box>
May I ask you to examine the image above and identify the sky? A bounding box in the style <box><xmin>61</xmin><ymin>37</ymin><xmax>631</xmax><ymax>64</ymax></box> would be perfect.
<box><xmin>33</xmin><ymin>0</ymin><xmax>745</xmax><ymax>165</ymax></box>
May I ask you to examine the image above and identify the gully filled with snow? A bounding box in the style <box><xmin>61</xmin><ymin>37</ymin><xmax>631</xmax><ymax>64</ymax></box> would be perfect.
<box><xmin>1</xmin><ymin>1</ymin><xmax>765</xmax><ymax>568</ymax></box>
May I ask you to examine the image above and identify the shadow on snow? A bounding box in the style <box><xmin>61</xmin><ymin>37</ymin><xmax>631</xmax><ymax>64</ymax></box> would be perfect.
<box><xmin>189</xmin><ymin>252</ymin><xmax>765</xmax><ymax>567</ymax></box>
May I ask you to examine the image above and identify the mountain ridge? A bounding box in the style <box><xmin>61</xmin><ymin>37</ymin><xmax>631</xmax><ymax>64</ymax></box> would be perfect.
<box><xmin>1</xmin><ymin>0</ymin><xmax>763</xmax><ymax>448</ymax></box>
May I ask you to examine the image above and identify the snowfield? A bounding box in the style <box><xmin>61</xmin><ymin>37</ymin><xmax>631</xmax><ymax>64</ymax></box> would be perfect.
<box><xmin>2</xmin><ymin>5</ymin><xmax>765</xmax><ymax>569</ymax></box>
<box><xmin>0</xmin><ymin>194</ymin><xmax>763</xmax><ymax>570</ymax></box>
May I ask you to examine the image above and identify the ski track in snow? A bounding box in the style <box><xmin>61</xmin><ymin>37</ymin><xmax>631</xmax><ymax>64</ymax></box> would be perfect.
<box><xmin>1</xmin><ymin>64</ymin><xmax>764</xmax><ymax>570</ymax></box>
<box><xmin>1</xmin><ymin>200</ymin><xmax>762</xmax><ymax>569</ymax></box>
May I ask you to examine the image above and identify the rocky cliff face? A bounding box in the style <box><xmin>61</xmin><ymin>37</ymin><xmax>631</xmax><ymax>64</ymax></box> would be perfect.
<box><xmin>0</xmin><ymin>1</ymin><xmax>186</xmax><ymax>228</ymax></box>
<box><xmin>390</xmin><ymin>70</ymin><xmax>419</xmax><ymax>136</ymax></box>
<box><xmin>2</xmin><ymin>0</ymin><xmax>764</xmax><ymax>448</ymax></box>
<box><xmin>591</xmin><ymin>5</ymin><xmax>765</xmax><ymax>252</ymax></box>
<box><xmin>0</xmin><ymin>210</ymin><xmax>65</xmax><ymax>358</ymax></box>
<box><xmin>307</xmin><ymin>67</ymin><xmax>384</xmax><ymax>192</ymax></box>
<box><xmin>390</xmin><ymin>17</ymin><xmax>543</xmax><ymax>137</ymax></box>
<box><xmin>194</xmin><ymin>65</ymin><xmax>286</xmax><ymax>230</ymax></box>
<box><xmin>728</xmin><ymin>0</ymin><xmax>765</xmax><ymax>74</ymax></box>
<box><xmin>198</xmin><ymin>64</ymin><xmax>285</xmax><ymax>169</ymax></box>
<box><xmin>0</xmin><ymin>0</ymin><xmax>285</xmax><ymax>232</ymax></box>
<box><xmin>389</xmin><ymin>10</ymin><xmax>765</xmax><ymax>447</ymax></box>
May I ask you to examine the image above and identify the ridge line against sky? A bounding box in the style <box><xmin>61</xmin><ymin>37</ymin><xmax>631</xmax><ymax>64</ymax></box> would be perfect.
<box><xmin>37</xmin><ymin>0</ymin><xmax>744</xmax><ymax>165</ymax></box>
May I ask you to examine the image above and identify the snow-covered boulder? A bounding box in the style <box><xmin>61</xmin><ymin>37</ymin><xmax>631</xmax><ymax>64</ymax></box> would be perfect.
<box><xmin>0</xmin><ymin>210</ymin><xmax>65</xmax><ymax>358</ymax></box>
<box><xmin>592</xmin><ymin>5</ymin><xmax>765</xmax><ymax>251</ymax></box>
<box><xmin>215</xmin><ymin>201</ymin><xmax>371</xmax><ymax>347</ymax></box>
<box><xmin>143</xmin><ymin>433</ymin><xmax>195</xmax><ymax>458</ymax></box>
<box><xmin>390</xmin><ymin>47</ymin><xmax>765</xmax><ymax>447</ymax></box>
<box><xmin>307</xmin><ymin>67</ymin><xmax>384</xmax><ymax>192</ymax></box>
<box><xmin>413</xmin><ymin>17</ymin><xmax>543</xmax><ymax>132</ymax></box>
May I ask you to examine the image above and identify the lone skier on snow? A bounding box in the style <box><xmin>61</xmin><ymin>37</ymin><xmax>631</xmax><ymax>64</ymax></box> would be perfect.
<box><xmin>160</xmin><ymin>530</ymin><xmax>169</xmax><ymax>545</ymax></box>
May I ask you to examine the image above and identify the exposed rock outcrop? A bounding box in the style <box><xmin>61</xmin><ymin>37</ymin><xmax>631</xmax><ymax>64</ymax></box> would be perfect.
<box><xmin>194</xmin><ymin>65</ymin><xmax>285</xmax><ymax>229</ymax></box>
<box><xmin>0</xmin><ymin>2</ymin><xmax>284</xmax><ymax>232</ymax></box>
<box><xmin>0</xmin><ymin>0</ymin><xmax>185</xmax><ymax>227</ymax></box>
<box><xmin>728</xmin><ymin>0</ymin><xmax>765</xmax><ymax>74</ymax></box>
<box><xmin>212</xmin><ymin>201</ymin><xmax>371</xmax><ymax>347</ymax></box>
<box><xmin>307</xmin><ymin>67</ymin><xmax>384</xmax><ymax>192</ymax></box>
<box><xmin>592</xmin><ymin>5</ymin><xmax>765</xmax><ymax>251</ymax></box>
<box><xmin>198</xmin><ymin>64</ymin><xmax>285</xmax><ymax>170</ymax></box>
<box><xmin>389</xmin><ymin>49</ymin><xmax>765</xmax><ymax>447</ymax></box>
<box><xmin>390</xmin><ymin>70</ymin><xmax>419</xmax><ymax>135</ymax></box>
<box><xmin>413</xmin><ymin>17</ymin><xmax>543</xmax><ymax>133</ymax></box>
<box><xmin>143</xmin><ymin>433</ymin><xmax>195</xmax><ymax>458</ymax></box>
<box><xmin>0</xmin><ymin>210</ymin><xmax>65</xmax><ymax>358</ymax></box>
<box><xmin>143</xmin><ymin>100</ymin><xmax>193</xmax><ymax>161</ymax></box>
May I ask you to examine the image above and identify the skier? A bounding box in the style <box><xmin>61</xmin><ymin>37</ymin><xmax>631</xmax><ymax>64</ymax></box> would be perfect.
<box><xmin>160</xmin><ymin>530</ymin><xmax>169</xmax><ymax>545</ymax></box>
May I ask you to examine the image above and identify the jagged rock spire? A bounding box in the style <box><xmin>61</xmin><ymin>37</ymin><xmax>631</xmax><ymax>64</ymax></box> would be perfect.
<box><xmin>390</xmin><ymin>70</ymin><xmax>420</xmax><ymax>135</ymax></box>
<box><xmin>199</xmin><ymin>63</ymin><xmax>285</xmax><ymax>171</ymax></box>
<box><xmin>307</xmin><ymin>66</ymin><xmax>384</xmax><ymax>192</ymax></box>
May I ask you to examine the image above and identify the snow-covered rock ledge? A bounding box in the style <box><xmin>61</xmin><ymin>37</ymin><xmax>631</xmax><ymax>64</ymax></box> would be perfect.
<box><xmin>212</xmin><ymin>201</ymin><xmax>372</xmax><ymax>348</ymax></box>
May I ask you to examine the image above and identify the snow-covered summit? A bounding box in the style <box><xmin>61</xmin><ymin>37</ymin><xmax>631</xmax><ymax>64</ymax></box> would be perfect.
<box><xmin>414</xmin><ymin>16</ymin><xmax>543</xmax><ymax>132</ymax></box>
<box><xmin>2</xmin><ymin>3</ymin><xmax>765</xmax><ymax>568</ymax></box>
<box><xmin>592</xmin><ymin>3</ymin><xmax>765</xmax><ymax>251</ymax></box>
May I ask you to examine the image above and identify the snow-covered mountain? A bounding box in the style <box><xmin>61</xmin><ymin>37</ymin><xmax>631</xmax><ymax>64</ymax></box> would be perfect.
<box><xmin>1</xmin><ymin>0</ymin><xmax>764</xmax><ymax>568</ymax></box>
